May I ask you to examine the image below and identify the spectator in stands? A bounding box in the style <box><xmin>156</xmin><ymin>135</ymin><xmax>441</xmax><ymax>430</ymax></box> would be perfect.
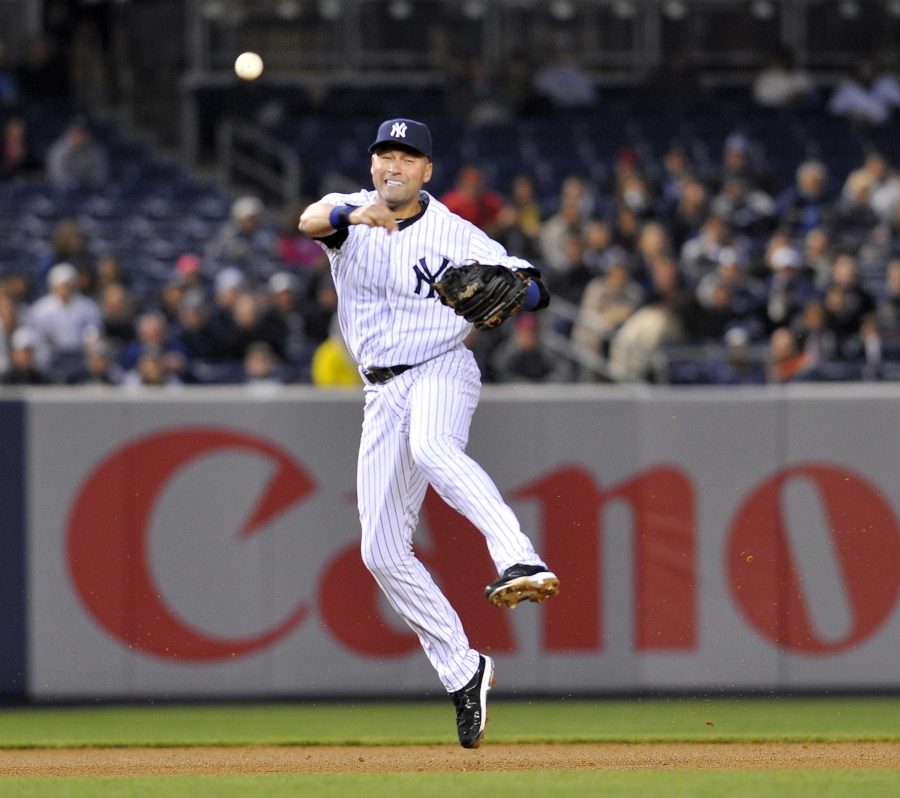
<box><xmin>710</xmin><ymin>176</ymin><xmax>776</xmax><ymax>239</ymax></box>
<box><xmin>696</xmin><ymin>246</ymin><xmax>766</xmax><ymax>339</ymax></box>
<box><xmin>170</xmin><ymin>253</ymin><xmax>206</xmax><ymax>298</ymax></box>
<box><xmin>174</xmin><ymin>290</ymin><xmax>219</xmax><ymax>373</ymax></box>
<box><xmin>1</xmin><ymin>117</ymin><xmax>40</xmax><ymax>178</ymax></box>
<box><xmin>545</xmin><ymin>233</ymin><xmax>594</xmax><ymax>306</ymax></box>
<box><xmin>34</xmin><ymin>219</ymin><xmax>95</xmax><ymax>299</ymax></box>
<box><xmin>859</xmin><ymin>313</ymin><xmax>885</xmax><ymax>380</ymax></box>
<box><xmin>494</xmin><ymin>174</ymin><xmax>543</xmax><ymax>262</ymax></box>
<box><xmin>775</xmin><ymin>159</ymin><xmax>832</xmax><ymax>237</ymax></box>
<box><xmin>633</xmin><ymin>221</ymin><xmax>673</xmax><ymax>281</ymax></box>
<box><xmin>45</xmin><ymin>117</ymin><xmax>109</xmax><ymax>187</ymax></box>
<box><xmin>680</xmin><ymin>214</ymin><xmax>731</xmax><ymax>285</ymax></box>
<box><xmin>268</xmin><ymin>271</ymin><xmax>309</xmax><ymax>371</ymax></box>
<box><xmin>829</xmin><ymin>171</ymin><xmax>882</xmax><ymax>253</ymax></box>
<box><xmin>532</xmin><ymin>46</ymin><xmax>596</xmax><ymax>110</ymax></box>
<box><xmin>718</xmin><ymin>133</ymin><xmax>769</xmax><ymax>193</ymax></box>
<box><xmin>765</xmin><ymin>244</ymin><xmax>816</xmax><ymax>333</ymax></box>
<box><xmin>205</xmin><ymin>195</ymin><xmax>279</xmax><ymax>271</ymax></box>
<box><xmin>68</xmin><ymin>337</ymin><xmax>123</xmax><ymax>386</ymax></box>
<box><xmin>828</xmin><ymin>252</ymin><xmax>876</xmax><ymax>326</ymax></box>
<box><xmin>98</xmin><ymin>282</ymin><xmax>137</xmax><ymax>356</ymax></box>
<box><xmin>705</xmin><ymin>327</ymin><xmax>766</xmax><ymax>385</ymax></box>
<box><xmin>767</xmin><ymin>327</ymin><xmax>812</xmax><ymax>382</ymax></box>
<box><xmin>205</xmin><ymin>266</ymin><xmax>244</xmax><ymax>347</ymax></box>
<box><xmin>612</xmin><ymin>206</ymin><xmax>642</xmax><ymax>254</ymax></box>
<box><xmin>119</xmin><ymin>311</ymin><xmax>189</xmax><ymax>384</ymax></box>
<box><xmin>819</xmin><ymin>268</ymin><xmax>873</xmax><ymax>361</ymax></box>
<box><xmin>877</xmin><ymin>258</ymin><xmax>900</xmax><ymax>330</ymax></box>
<box><xmin>311</xmin><ymin>317</ymin><xmax>362</xmax><ymax>388</ymax></box>
<box><xmin>557</xmin><ymin>174</ymin><xmax>597</xmax><ymax>219</ymax></box>
<box><xmin>300</xmin><ymin>268</ymin><xmax>338</xmax><ymax>345</ymax></box>
<box><xmin>752</xmin><ymin>47</ymin><xmax>814</xmax><ymax>109</ymax></box>
<box><xmin>154</xmin><ymin>275</ymin><xmax>184</xmax><ymax>323</ymax></box>
<box><xmin>211</xmin><ymin>291</ymin><xmax>287</xmax><ymax>364</ymax></box>
<box><xmin>572</xmin><ymin>257</ymin><xmax>644</xmax><ymax>356</ymax></box>
<box><xmin>0</xmin><ymin>290</ymin><xmax>20</xmax><ymax>376</ymax></box>
<box><xmin>684</xmin><ymin>275</ymin><xmax>742</xmax><ymax>343</ymax></box>
<box><xmin>1</xmin><ymin>327</ymin><xmax>51</xmax><ymax>385</ymax></box>
<box><xmin>27</xmin><ymin>263</ymin><xmax>100</xmax><ymax>379</ymax></box>
<box><xmin>93</xmin><ymin>253</ymin><xmax>127</xmax><ymax>296</ymax></box>
<box><xmin>792</xmin><ymin>299</ymin><xmax>839</xmax><ymax>367</ymax></box>
<box><xmin>666</xmin><ymin>176</ymin><xmax>709</xmax><ymax>251</ymax></box>
<box><xmin>874</xmin><ymin>259</ymin><xmax>900</xmax><ymax>363</ymax></box>
<box><xmin>122</xmin><ymin>352</ymin><xmax>182</xmax><ymax>388</ymax></box>
<box><xmin>608</xmin><ymin>255</ymin><xmax>687</xmax><ymax>380</ymax></box>
<box><xmin>658</xmin><ymin>143</ymin><xmax>695</xmax><ymax>213</ymax></box>
<box><xmin>241</xmin><ymin>341</ymin><xmax>288</xmax><ymax>387</ymax></box>
<box><xmin>828</xmin><ymin>59</ymin><xmax>900</xmax><ymax>126</ymax></box>
<box><xmin>844</xmin><ymin>152</ymin><xmax>900</xmax><ymax>223</ymax></box>
<box><xmin>802</xmin><ymin>227</ymin><xmax>835</xmax><ymax>289</ymax></box>
<box><xmin>539</xmin><ymin>192</ymin><xmax>585</xmax><ymax>275</ymax></box>
<box><xmin>581</xmin><ymin>219</ymin><xmax>616</xmax><ymax>274</ymax></box>
<box><xmin>439</xmin><ymin>166</ymin><xmax>507</xmax><ymax>234</ymax></box>
<box><xmin>491</xmin><ymin>313</ymin><xmax>566</xmax><ymax>383</ymax></box>
<box><xmin>617</xmin><ymin>172</ymin><xmax>656</xmax><ymax>220</ymax></box>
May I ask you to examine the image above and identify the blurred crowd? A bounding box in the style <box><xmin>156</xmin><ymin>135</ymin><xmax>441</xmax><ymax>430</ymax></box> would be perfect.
<box><xmin>2</xmin><ymin>34</ymin><xmax>900</xmax><ymax>387</ymax></box>
<box><xmin>472</xmin><ymin>143</ymin><xmax>900</xmax><ymax>384</ymax></box>
<box><xmin>0</xmin><ymin>187</ymin><xmax>356</xmax><ymax>388</ymax></box>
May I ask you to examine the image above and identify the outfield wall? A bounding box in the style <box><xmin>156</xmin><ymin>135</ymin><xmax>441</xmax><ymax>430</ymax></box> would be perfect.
<box><xmin>1</xmin><ymin>384</ymin><xmax>898</xmax><ymax>699</ymax></box>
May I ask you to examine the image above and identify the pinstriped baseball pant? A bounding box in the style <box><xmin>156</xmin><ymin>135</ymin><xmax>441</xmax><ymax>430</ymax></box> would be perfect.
<box><xmin>357</xmin><ymin>346</ymin><xmax>543</xmax><ymax>692</ymax></box>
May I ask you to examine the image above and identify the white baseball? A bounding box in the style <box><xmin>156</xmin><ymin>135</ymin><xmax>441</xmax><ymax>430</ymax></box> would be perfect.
<box><xmin>234</xmin><ymin>52</ymin><xmax>264</xmax><ymax>80</ymax></box>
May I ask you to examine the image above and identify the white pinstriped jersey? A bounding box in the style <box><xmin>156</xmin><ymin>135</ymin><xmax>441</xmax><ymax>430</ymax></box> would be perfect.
<box><xmin>316</xmin><ymin>190</ymin><xmax>534</xmax><ymax>369</ymax></box>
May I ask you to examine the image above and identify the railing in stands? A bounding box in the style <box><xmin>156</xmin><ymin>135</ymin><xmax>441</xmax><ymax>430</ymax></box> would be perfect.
<box><xmin>215</xmin><ymin>118</ymin><xmax>302</xmax><ymax>208</ymax></box>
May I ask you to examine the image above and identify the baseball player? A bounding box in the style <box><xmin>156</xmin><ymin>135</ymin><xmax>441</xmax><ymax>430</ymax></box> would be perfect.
<box><xmin>299</xmin><ymin>118</ymin><xmax>559</xmax><ymax>749</ymax></box>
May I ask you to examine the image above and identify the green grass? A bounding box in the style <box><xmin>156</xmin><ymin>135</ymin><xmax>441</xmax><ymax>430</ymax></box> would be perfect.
<box><xmin>0</xmin><ymin>696</ymin><xmax>897</xmax><ymax>748</ymax></box>
<box><xmin>1</xmin><ymin>699</ymin><xmax>897</xmax><ymax>797</ymax></box>
<box><xmin>0</xmin><ymin>771</ymin><xmax>898</xmax><ymax>798</ymax></box>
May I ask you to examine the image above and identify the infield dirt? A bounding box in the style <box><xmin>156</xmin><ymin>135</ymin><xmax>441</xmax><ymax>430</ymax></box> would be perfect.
<box><xmin>1</xmin><ymin>742</ymin><xmax>897</xmax><ymax>777</ymax></box>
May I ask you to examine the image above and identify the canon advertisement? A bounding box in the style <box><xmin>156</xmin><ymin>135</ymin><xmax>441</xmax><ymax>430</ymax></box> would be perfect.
<box><xmin>2</xmin><ymin>385</ymin><xmax>898</xmax><ymax>699</ymax></box>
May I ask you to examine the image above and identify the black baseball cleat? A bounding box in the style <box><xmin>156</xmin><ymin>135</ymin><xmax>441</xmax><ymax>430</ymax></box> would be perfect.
<box><xmin>452</xmin><ymin>654</ymin><xmax>496</xmax><ymax>749</ymax></box>
<box><xmin>485</xmin><ymin>563</ymin><xmax>560</xmax><ymax>608</ymax></box>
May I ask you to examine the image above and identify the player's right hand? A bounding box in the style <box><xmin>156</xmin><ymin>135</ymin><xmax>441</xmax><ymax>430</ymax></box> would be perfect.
<box><xmin>351</xmin><ymin>205</ymin><xmax>398</xmax><ymax>234</ymax></box>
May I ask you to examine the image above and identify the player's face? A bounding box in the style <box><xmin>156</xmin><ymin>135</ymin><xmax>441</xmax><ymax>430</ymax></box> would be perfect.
<box><xmin>371</xmin><ymin>148</ymin><xmax>432</xmax><ymax>213</ymax></box>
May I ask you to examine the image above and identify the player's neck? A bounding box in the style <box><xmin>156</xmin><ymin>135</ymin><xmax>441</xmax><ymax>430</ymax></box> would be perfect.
<box><xmin>383</xmin><ymin>196</ymin><xmax>423</xmax><ymax>220</ymax></box>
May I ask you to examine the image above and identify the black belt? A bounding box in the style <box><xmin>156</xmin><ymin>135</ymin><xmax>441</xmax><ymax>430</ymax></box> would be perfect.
<box><xmin>363</xmin><ymin>364</ymin><xmax>413</xmax><ymax>384</ymax></box>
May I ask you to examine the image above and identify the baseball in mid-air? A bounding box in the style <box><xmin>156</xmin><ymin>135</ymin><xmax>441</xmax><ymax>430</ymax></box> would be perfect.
<box><xmin>234</xmin><ymin>51</ymin><xmax>264</xmax><ymax>80</ymax></box>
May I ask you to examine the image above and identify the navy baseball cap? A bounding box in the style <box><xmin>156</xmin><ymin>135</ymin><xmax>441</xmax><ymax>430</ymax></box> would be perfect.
<box><xmin>369</xmin><ymin>118</ymin><xmax>433</xmax><ymax>159</ymax></box>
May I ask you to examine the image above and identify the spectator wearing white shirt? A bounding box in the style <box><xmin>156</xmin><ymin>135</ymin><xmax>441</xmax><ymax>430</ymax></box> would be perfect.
<box><xmin>753</xmin><ymin>48</ymin><xmax>814</xmax><ymax>109</ymax></box>
<box><xmin>533</xmin><ymin>48</ymin><xmax>596</xmax><ymax>110</ymax></box>
<box><xmin>27</xmin><ymin>262</ymin><xmax>100</xmax><ymax>378</ymax></box>
<box><xmin>828</xmin><ymin>60</ymin><xmax>900</xmax><ymax>126</ymax></box>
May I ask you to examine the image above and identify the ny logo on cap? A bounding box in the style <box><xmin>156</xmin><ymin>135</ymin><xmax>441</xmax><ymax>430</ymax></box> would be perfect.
<box><xmin>390</xmin><ymin>122</ymin><xmax>408</xmax><ymax>138</ymax></box>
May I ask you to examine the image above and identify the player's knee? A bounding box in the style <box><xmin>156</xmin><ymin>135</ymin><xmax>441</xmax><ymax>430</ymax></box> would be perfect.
<box><xmin>360</xmin><ymin>538</ymin><xmax>397</xmax><ymax>578</ymax></box>
<box><xmin>409</xmin><ymin>436</ymin><xmax>454</xmax><ymax>478</ymax></box>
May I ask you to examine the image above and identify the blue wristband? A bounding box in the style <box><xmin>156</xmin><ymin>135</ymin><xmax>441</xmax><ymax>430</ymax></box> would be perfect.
<box><xmin>328</xmin><ymin>205</ymin><xmax>356</xmax><ymax>230</ymax></box>
<box><xmin>523</xmin><ymin>279</ymin><xmax>542</xmax><ymax>310</ymax></box>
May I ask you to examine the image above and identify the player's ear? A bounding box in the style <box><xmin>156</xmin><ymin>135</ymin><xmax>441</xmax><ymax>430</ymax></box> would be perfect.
<box><xmin>423</xmin><ymin>160</ymin><xmax>433</xmax><ymax>184</ymax></box>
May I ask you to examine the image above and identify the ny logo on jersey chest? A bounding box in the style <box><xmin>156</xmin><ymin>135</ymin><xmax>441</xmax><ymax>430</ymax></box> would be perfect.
<box><xmin>413</xmin><ymin>256</ymin><xmax>451</xmax><ymax>299</ymax></box>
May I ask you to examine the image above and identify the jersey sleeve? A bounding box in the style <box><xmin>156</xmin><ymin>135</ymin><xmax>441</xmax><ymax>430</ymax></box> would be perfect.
<box><xmin>312</xmin><ymin>190</ymin><xmax>374</xmax><ymax>250</ymax></box>
<box><xmin>466</xmin><ymin>225</ymin><xmax>536</xmax><ymax>272</ymax></box>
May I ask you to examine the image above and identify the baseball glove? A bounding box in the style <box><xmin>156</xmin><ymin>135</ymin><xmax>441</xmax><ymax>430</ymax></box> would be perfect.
<box><xmin>434</xmin><ymin>263</ymin><xmax>530</xmax><ymax>330</ymax></box>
